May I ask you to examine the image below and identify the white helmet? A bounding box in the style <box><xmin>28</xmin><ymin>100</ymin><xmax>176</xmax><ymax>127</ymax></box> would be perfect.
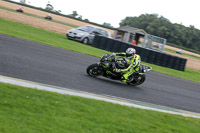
<box><xmin>126</xmin><ymin>48</ymin><xmax>136</xmax><ymax>59</ymax></box>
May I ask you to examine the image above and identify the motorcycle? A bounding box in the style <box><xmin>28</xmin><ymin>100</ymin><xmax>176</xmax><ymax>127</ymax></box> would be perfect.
<box><xmin>86</xmin><ymin>53</ymin><xmax>152</xmax><ymax>86</ymax></box>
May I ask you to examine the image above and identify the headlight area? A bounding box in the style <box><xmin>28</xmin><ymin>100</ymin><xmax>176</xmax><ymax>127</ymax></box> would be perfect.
<box><xmin>77</xmin><ymin>33</ymin><xmax>84</xmax><ymax>37</ymax></box>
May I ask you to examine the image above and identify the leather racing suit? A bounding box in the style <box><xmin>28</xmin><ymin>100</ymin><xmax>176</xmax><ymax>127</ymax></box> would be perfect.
<box><xmin>113</xmin><ymin>52</ymin><xmax>141</xmax><ymax>82</ymax></box>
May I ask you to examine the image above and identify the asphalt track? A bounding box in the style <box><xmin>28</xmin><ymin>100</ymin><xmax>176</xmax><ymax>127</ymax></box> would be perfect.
<box><xmin>1</xmin><ymin>34</ymin><xmax>200</xmax><ymax>113</ymax></box>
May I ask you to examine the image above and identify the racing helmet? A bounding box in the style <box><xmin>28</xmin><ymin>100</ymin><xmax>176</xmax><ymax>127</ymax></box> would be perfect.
<box><xmin>126</xmin><ymin>48</ymin><xmax>136</xmax><ymax>59</ymax></box>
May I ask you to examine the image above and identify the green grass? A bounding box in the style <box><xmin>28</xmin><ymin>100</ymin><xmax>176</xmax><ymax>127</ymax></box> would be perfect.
<box><xmin>0</xmin><ymin>17</ymin><xmax>200</xmax><ymax>83</ymax></box>
<box><xmin>0</xmin><ymin>17</ymin><xmax>107</xmax><ymax>57</ymax></box>
<box><xmin>144</xmin><ymin>62</ymin><xmax>200</xmax><ymax>83</ymax></box>
<box><xmin>0</xmin><ymin>82</ymin><xmax>200</xmax><ymax>133</ymax></box>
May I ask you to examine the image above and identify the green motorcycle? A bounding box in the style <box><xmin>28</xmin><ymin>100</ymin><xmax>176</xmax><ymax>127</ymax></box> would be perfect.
<box><xmin>87</xmin><ymin>53</ymin><xmax>152</xmax><ymax>86</ymax></box>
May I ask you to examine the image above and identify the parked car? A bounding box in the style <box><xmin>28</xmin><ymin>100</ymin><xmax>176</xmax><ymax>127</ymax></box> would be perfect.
<box><xmin>45</xmin><ymin>14</ymin><xmax>52</xmax><ymax>20</ymax></box>
<box><xmin>176</xmin><ymin>49</ymin><xmax>183</xmax><ymax>54</ymax></box>
<box><xmin>66</xmin><ymin>25</ymin><xmax>111</xmax><ymax>44</ymax></box>
<box><xmin>16</xmin><ymin>8</ymin><xmax>24</xmax><ymax>13</ymax></box>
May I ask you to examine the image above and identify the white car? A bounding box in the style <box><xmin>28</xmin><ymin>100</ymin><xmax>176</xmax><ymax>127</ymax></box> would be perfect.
<box><xmin>66</xmin><ymin>25</ymin><xmax>111</xmax><ymax>44</ymax></box>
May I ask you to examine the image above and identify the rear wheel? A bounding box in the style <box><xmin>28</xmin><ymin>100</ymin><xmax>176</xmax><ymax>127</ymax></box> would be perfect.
<box><xmin>87</xmin><ymin>64</ymin><xmax>103</xmax><ymax>77</ymax></box>
<box><xmin>127</xmin><ymin>74</ymin><xmax>146</xmax><ymax>86</ymax></box>
<box><xmin>82</xmin><ymin>38</ymin><xmax>89</xmax><ymax>44</ymax></box>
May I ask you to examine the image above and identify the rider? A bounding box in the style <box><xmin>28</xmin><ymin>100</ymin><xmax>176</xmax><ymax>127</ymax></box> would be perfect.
<box><xmin>113</xmin><ymin>47</ymin><xmax>141</xmax><ymax>82</ymax></box>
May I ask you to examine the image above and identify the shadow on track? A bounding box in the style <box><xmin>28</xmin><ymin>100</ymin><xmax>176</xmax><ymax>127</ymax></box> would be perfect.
<box><xmin>85</xmin><ymin>75</ymin><xmax>143</xmax><ymax>90</ymax></box>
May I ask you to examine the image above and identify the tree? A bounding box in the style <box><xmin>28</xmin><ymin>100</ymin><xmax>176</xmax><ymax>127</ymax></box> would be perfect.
<box><xmin>84</xmin><ymin>19</ymin><xmax>89</xmax><ymax>22</ymax></box>
<box><xmin>20</xmin><ymin>0</ymin><xmax>26</xmax><ymax>4</ymax></box>
<box><xmin>103</xmin><ymin>22</ymin><xmax>113</xmax><ymax>28</ymax></box>
<box><xmin>54</xmin><ymin>10</ymin><xmax>62</xmax><ymax>14</ymax></box>
<box><xmin>69</xmin><ymin>11</ymin><xmax>79</xmax><ymax>18</ymax></box>
<box><xmin>120</xmin><ymin>14</ymin><xmax>200</xmax><ymax>52</ymax></box>
<box><xmin>77</xmin><ymin>15</ymin><xmax>82</xmax><ymax>20</ymax></box>
<box><xmin>45</xmin><ymin>1</ymin><xmax>54</xmax><ymax>11</ymax></box>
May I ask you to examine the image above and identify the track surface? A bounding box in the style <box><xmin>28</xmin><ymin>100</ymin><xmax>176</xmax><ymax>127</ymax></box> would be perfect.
<box><xmin>1</xmin><ymin>34</ymin><xmax>200</xmax><ymax>113</ymax></box>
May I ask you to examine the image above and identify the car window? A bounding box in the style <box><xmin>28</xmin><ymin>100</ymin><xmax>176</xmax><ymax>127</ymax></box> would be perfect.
<box><xmin>92</xmin><ymin>28</ymin><xmax>110</xmax><ymax>37</ymax></box>
<box><xmin>76</xmin><ymin>26</ymin><xmax>110</xmax><ymax>37</ymax></box>
<box><xmin>77</xmin><ymin>26</ymin><xmax>94</xmax><ymax>32</ymax></box>
<box><xmin>100</xmin><ymin>29</ymin><xmax>109</xmax><ymax>37</ymax></box>
<box><xmin>93</xmin><ymin>28</ymin><xmax>101</xmax><ymax>34</ymax></box>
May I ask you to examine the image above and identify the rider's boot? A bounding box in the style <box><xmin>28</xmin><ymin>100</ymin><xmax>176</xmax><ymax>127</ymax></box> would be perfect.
<box><xmin>120</xmin><ymin>76</ymin><xmax>133</xmax><ymax>83</ymax></box>
<box><xmin>120</xmin><ymin>76</ymin><xmax>126</xmax><ymax>82</ymax></box>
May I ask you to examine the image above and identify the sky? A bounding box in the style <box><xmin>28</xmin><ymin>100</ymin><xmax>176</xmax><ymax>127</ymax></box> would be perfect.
<box><xmin>12</xmin><ymin>0</ymin><xmax>200</xmax><ymax>29</ymax></box>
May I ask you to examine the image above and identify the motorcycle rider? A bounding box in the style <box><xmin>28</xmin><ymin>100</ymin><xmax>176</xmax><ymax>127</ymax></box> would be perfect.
<box><xmin>113</xmin><ymin>47</ymin><xmax>141</xmax><ymax>82</ymax></box>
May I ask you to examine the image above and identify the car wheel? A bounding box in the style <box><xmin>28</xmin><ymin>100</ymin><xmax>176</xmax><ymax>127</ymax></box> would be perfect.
<box><xmin>82</xmin><ymin>38</ymin><xmax>89</xmax><ymax>44</ymax></box>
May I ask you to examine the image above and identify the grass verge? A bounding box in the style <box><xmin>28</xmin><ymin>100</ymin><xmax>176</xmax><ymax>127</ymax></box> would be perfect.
<box><xmin>0</xmin><ymin>17</ymin><xmax>200</xmax><ymax>83</ymax></box>
<box><xmin>0</xmin><ymin>82</ymin><xmax>200</xmax><ymax>133</ymax></box>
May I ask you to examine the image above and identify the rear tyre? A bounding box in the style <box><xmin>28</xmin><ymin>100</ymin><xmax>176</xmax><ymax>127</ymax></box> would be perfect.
<box><xmin>82</xmin><ymin>38</ymin><xmax>89</xmax><ymax>44</ymax></box>
<box><xmin>127</xmin><ymin>74</ymin><xmax>146</xmax><ymax>86</ymax></box>
<box><xmin>87</xmin><ymin>63</ymin><xmax>103</xmax><ymax>77</ymax></box>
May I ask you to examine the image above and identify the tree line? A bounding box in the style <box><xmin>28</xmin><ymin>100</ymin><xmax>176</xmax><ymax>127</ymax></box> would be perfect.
<box><xmin>120</xmin><ymin>14</ymin><xmax>200</xmax><ymax>53</ymax></box>
<box><xmin>68</xmin><ymin>11</ymin><xmax>113</xmax><ymax>28</ymax></box>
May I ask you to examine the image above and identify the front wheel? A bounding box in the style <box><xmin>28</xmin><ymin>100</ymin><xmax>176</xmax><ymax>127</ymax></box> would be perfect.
<box><xmin>127</xmin><ymin>74</ymin><xmax>146</xmax><ymax>86</ymax></box>
<box><xmin>87</xmin><ymin>63</ymin><xmax>103</xmax><ymax>77</ymax></box>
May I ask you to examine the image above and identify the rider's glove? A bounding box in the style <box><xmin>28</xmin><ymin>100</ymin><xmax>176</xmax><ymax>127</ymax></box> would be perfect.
<box><xmin>111</xmin><ymin>53</ymin><xmax>116</xmax><ymax>56</ymax></box>
<box><xmin>114</xmin><ymin>69</ymin><xmax>121</xmax><ymax>73</ymax></box>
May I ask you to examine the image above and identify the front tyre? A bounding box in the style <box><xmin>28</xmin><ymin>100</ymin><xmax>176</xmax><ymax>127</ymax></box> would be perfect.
<box><xmin>127</xmin><ymin>74</ymin><xmax>146</xmax><ymax>86</ymax></box>
<box><xmin>87</xmin><ymin>63</ymin><xmax>103</xmax><ymax>77</ymax></box>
